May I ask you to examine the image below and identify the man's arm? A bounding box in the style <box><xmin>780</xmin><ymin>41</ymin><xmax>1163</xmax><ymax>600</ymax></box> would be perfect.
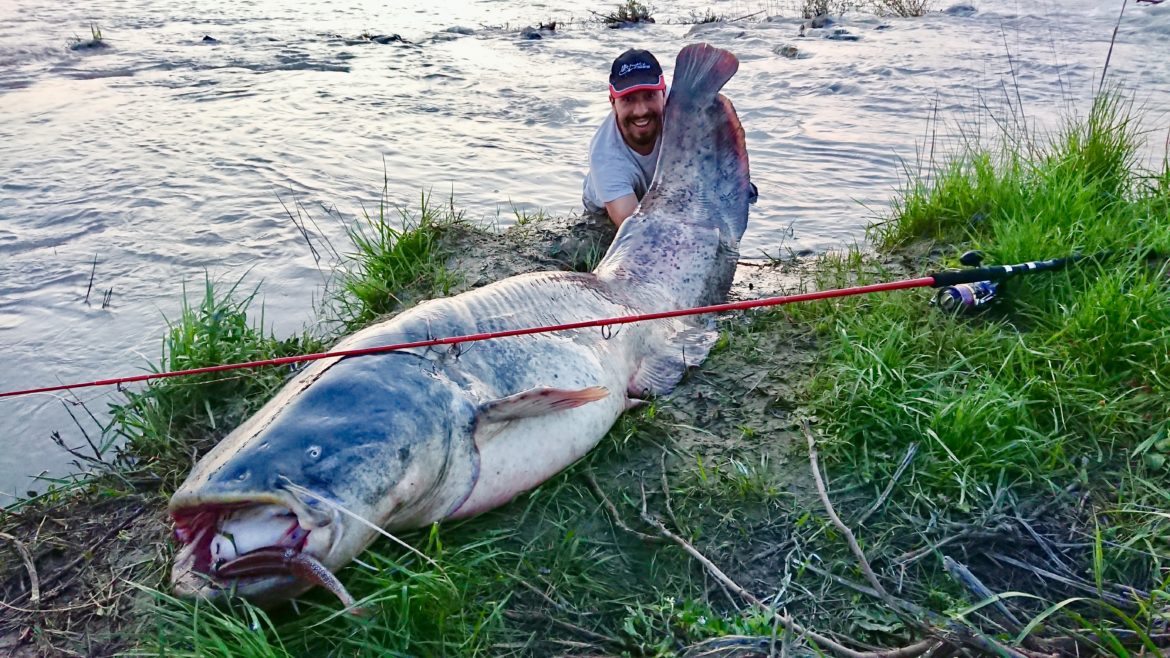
<box><xmin>604</xmin><ymin>194</ymin><xmax>639</xmax><ymax>227</ymax></box>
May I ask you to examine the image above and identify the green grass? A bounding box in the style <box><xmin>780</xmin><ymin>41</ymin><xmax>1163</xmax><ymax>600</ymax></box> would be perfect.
<box><xmin>108</xmin><ymin>276</ymin><xmax>322</xmax><ymax>489</ymax></box>
<box><xmin>510</xmin><ymin>205</ymin><xmax>552</xmax><ymax>226</ymax></box>
<box><xmin>330</xmin><ymin>188</ymin><xmax>461</xmax><ymax>332</ymax></box>
<box><xmin>773</xmin><ymin>93</ymin><xmax>1170</xmax><ymax>650</ymax></box>
<box><xmin>103</xmin><ymin>189</ymin><xmax>459</xmax><ymax>488</ymax></box>
<box><xmin>806</xmin><ymin>94</ymin><xmax>1170</xmax><ymax>492</ymax></box>
<box><xmin>68</xmin><ymin>22</ymin><xmax>108</xmax><ymax>50</ymax></box>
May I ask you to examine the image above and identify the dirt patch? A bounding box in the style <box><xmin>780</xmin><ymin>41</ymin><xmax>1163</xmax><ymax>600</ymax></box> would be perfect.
<box><xmin>442</xmin><ymin>212</ymin><xmax>616</xmax><ymax>290</ymax></box>
<box><xmin>0</xmin><ymin>490</ymin><xmax>169</xmax><ymax>657</ymax></box>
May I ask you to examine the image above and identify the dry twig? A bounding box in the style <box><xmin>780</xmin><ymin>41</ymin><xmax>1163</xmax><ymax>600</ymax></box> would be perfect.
<box><xmin>584</xmin><ymin>469</ymin><xmax>663</xmax><ymax>544</ymax></box>
<box><xmin>803</xmin><ymin>422</ymin><xmax>894</xmax><ymax>607</ymax></box>
<box><xmin>9</xmin><ymin>506</ymin><xmax>146</xmax><ymax>607</ymax></box>
<box><xmin>0</xmin><ymin>532</ymin><xmax>40</xmax><ymax>605</ymax></box>
<box><xmin>640</xmin><ymin>460</ymin><xmax>936</xmax><ymax>658</ymax></box>
<box><xmin>942</xmin><ymin>556</ymin><xmax>1024</xmax><ymax>634</ymax></box>
<box><xmin>661</xmin><ymin>451</ymin><xmax>683</xmax><ymax>532</ymax></box>
<box><xmin>503</xmin><ymin>609</ymin><xmax>617</xmax><ymax>647</ymax></box>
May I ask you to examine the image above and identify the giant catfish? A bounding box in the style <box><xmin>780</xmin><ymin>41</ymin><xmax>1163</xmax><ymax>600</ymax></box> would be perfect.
<box><xmin>169</xmin><ymin>42</ymin><xmax>752</xmax><ymax>608</ymax></box>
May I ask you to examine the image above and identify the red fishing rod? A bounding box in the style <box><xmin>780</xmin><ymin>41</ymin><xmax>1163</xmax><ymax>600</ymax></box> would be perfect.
<box><xmin>0</xmin><ymin>252</ymin><xmax>1088</xmax><ymax>400</ymax></box>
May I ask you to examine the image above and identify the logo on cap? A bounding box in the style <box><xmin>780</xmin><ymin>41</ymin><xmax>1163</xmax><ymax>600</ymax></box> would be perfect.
<box><xmin>618</xmin><ymin>62</ymin><xmax>652</xmax><ymax>76</ymax></box>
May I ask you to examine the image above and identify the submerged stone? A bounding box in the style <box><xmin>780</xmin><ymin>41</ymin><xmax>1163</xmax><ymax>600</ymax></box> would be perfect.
<box><xmin>773</xmin><ymin>44</ymin><xmax>801</xmax><ymax>59</ymax></box>
<box><xmin>69</xmin><ymin>39</ymin><xmax>109</xmax><ymax>50</ymax></box>
<box><xmin>825</xmin><ymin>28</ymin><xmax>860</xmax><ymax>41</ymax></box>
<box><xmin>944</xmin><ymin>4</ymin><xmax>977</xmax><ymax>16</ymax></box>
<box><xmin>370</xmin><ymin>33</ymin><xmax>406</xmax><ymax>44</ymax></box>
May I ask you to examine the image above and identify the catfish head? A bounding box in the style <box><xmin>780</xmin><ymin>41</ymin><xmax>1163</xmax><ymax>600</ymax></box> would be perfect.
<box><xmin>168</xmin><ymin>354</ymin><xmax>478</xmax><ymax>608</ymax></box>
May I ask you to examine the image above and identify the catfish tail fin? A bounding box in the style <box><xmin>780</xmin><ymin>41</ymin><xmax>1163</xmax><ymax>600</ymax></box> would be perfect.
<box><xmin>667</xmin><ymin>43</ymin><xmax>739</xmax><ymax>109</ymax></box>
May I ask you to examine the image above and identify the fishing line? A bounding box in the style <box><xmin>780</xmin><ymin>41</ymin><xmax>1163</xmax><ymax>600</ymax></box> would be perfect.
<box><xmin>0</xmin><ymin>252</ymin><xmax>1091</xmax><ymax>400</ymax></box>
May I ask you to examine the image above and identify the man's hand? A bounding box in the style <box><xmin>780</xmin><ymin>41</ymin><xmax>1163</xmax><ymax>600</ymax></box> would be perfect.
<box><xmin>604</xmin><ymin>194</ymin><xmax>639</xmax><ymax>227</ymax></box>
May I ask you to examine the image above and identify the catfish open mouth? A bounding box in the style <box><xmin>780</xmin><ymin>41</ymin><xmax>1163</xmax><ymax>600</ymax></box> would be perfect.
<box><xmin>171</xmin><ymin>503</ymin><xmax>363</xmax><ymax>614</ymax></box>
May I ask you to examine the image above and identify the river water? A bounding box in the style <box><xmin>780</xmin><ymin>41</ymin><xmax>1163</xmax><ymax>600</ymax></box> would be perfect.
<box><xmin>0</xmin><ymin>0</ymin><xmax>1167</xmax><ymax>501</ymax></box>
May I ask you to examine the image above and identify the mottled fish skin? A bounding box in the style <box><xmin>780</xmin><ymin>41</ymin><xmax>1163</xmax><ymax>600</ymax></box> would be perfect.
<box><xmin>168</xmin><ymin>43</ymin><xmax>751</xmax><ymax>605</ymax></box>
<box><xmin>596</xmin><ymin>43</ymin><xmax>751</xmax><ymax>310</ymax></box>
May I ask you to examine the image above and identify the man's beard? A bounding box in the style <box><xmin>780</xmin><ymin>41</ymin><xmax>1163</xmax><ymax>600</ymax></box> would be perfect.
<box><xmin>621</xmin><ymin>113</ymin><xmax>661</xmax><ymax>149</ymax></box>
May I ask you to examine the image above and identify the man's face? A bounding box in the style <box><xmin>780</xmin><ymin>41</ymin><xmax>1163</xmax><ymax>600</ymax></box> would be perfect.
<box><xmin>611</xmin><ymin>89</ymin><xmax>665</xmax><ymax>151</ymax></box>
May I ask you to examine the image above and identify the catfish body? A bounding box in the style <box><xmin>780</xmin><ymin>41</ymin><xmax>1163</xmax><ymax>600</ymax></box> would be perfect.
<box><xmin>169</xmin><ymin>43</ymin><xmax>752</xmax><ymax>605</ymax></box>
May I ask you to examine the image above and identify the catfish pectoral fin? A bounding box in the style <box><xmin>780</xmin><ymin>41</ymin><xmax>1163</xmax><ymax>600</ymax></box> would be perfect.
<box><xmin>478</xmin><ymin>386</ymin><xmax>609</xmax><ymax>423</ymax></box>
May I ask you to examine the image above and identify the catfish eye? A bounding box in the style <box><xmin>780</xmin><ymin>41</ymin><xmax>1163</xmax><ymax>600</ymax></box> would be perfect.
<box><xmin>306</xmin><ymin>446</ymin><xmax>322</xmax><ymax>460</ymax></box>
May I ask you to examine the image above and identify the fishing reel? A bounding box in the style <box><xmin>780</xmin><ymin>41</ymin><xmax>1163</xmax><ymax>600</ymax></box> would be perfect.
<box><xmin>930</xmin><ymin>251</ymin><xmax>999</xmax><ymax>314</ymax></box>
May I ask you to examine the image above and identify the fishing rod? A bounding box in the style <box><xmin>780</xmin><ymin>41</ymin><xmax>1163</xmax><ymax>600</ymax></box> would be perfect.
<box><xmin>0</xmin><ymin>251</ymin><xmax>1090</xmax><ymax>400</ymax></box>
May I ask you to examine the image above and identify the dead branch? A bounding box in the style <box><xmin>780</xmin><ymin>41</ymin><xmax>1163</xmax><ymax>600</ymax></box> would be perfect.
<box><xmin>801</xmin><ymin>423</ymin><xmax>1037</xmax><ymax>658</ymax></box>
<box><xmin>515</xmin><ymin>578</ymin><xmax>571</xmax><ymax>612</ymax></box>
<box><xmin>503</xmin><ymin>608</ymin><xmax>617</xmax><ymax>647</ymax></box>
<box><xmin>727</xmin><ymin>9</ymin><xmax>767</xmax><ymax>22</ymax></box>
<box><xmin>942</xmin><ymin>556</ymin><xmax>1024</xmax><ymax>634</ymax></box>
<box><xmin>640</xmin><ymin>509</ymin><xmax>763</xmax><ymax>607</ymax></box>
<box><xmin>642</xmin><ymin>466</ymin><xmax>936</xmax><ymax>658</ymax></box>
<box><xmin>0</xmin><ymin>532</ymin><xmax>40</xmax><ymax>605</ymax></box>
<box><xmin>989</xmin><ymin>552</ymin><xmax>1144</xmax><ymax>609</ymax></box>
<box><xmin>661</xmin><ymin>450</ymin><xmax>683</xmax><ymax>532</ymax></box>
<box><xmin>803</xmin><ymin>422</ymin><xmax>894</xmax><ymax>607</ymax></box>
<box><xmin>800</xmin><ymin>562</ymin><xmax>882</xmax><ymax>600</ymax></box>
<box><xmin>1013</xmin><ymin>515</ymin><xmax>1073</xmax><ymax>575</ymax></box>
<box><xmin>584</xmin><ymin>469</ymin><xmax>663</xmax><ymax>544</ymax></box>
<box><xmin>892</xmin><ymin>530</ymin><xmax>1005</xmax><ymax>566</ymax></box>
<box><xmin>49</xmin><ymin>431</ymin><xmax>109</xmax><ymax>470</ymax></box>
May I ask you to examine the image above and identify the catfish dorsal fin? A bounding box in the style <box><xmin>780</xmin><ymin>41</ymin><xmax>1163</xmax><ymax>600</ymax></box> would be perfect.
<box><xmin>479</xmin><ymin>386</ymin><xmax>609</xmax><ymax>423</ymax></box>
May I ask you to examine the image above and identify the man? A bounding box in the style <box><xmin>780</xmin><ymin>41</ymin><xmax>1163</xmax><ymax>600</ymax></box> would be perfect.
<box><xmin>581</xmin><ymin>48</ymin><xmax>668</xmax><ymax>227</ymax></box>
<box><xmin>581</xmin><ymin>49</ymin><xmax>757</xmax><ymax>228</ymax></box>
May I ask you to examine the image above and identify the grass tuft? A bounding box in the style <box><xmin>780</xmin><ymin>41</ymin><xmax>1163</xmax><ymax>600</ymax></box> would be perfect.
<box><xmin>871</xmin><ymin>0</ymin><xmax>933</xmax><ymax>17</ymax></box>
<box><xmin>595</xmin><ymin>0</ymin><xmax>655</xmax><ymax>26</ymax></box>
<box><xmin>683</xmin><ymin>8</ymin><xmax>724</xmax><ymax>24</ymax></box>
<box><xmin>69</xmin><ymin>23</ymin><xmax>108</xmax><ymax>50</ymax></box>
<box><xmin>109</xmin><ymin>276</ymin><xmax>322</xmax><ymax>488</ymax></box>
<box><xmin>331</xmin><ymin>188</ymin><xmax>461</xmax><ymax>332</ymax></box>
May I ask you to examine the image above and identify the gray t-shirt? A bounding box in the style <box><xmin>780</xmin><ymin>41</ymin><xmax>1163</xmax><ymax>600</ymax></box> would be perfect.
<box><xmin>581</xmin><ymin>113</ymin><xmax>661</xmax><ymax>215</ymax></box>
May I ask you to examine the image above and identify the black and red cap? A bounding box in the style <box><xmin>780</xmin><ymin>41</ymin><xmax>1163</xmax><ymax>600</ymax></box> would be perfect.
<box><xmin>609</xmin><ymin>49</ymin><xmax>665</xmax><ymax>98</ymax></box>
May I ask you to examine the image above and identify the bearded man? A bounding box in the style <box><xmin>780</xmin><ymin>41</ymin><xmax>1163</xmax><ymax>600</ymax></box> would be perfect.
<box><xmin>581</xmin><ymin>49</ymin><xmax>669</xmax><ymax>227</ymax></box>
<box><xmin>582</xmin><ymin>49</ymin><xmax>756</xmax><ymax>227</ymax></box>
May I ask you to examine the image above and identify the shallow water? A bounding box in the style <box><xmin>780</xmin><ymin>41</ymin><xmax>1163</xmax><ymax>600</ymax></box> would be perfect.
<box><xmin>1</xmin><ymin>0</ymin><xmax>1167</xmax><ymax>501</ymax></box>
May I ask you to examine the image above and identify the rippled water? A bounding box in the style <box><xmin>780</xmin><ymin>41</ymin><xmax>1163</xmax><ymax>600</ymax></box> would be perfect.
<box><xmin>1</xmin><ymin>0</ymin><xmax>1167</xmax><ymax>500</ymax></box>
